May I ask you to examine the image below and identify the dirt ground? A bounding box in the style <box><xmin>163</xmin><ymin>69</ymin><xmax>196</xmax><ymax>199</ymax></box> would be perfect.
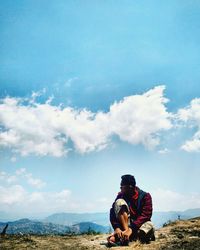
<box><xmin>1</xmin><ymin>218</ymin><xmax>200</xmax><ymax>249</ymax></box>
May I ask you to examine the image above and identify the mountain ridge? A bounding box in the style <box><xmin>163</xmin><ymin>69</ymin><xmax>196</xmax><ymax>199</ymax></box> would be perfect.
<box><xmin>0</xmin><ymin>218</ymin><xmax>109</xmax><ymax>235</ymax></box>
<box><xmin>44</xmin><ymin>208</ymin><xmax>200</xmax><ymax>228</ymax></box>
<box><xmin>1</xmin><ymin>208</ymin><xmax>200</xmax><ymax>231</ymax></box>
<box><xmin>1</xmin><ymin>217</ymin><xmax>200</xmax><ymax>249</ymax></box>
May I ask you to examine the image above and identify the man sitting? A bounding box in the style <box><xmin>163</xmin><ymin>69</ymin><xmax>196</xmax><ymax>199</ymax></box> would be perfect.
<box><xmin>108</xmin><ymin>174</ymin><xmax>155</xmax><ymax>246</ymax></box>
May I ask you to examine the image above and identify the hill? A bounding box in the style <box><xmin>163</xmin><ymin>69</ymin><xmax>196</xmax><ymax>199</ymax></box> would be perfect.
<box><xmin>0</xmin><ymin>218</ymin><xmax>71</xmax><ymax>235</ymax></box>
<box><xmin>152</xmin><ymin>208</ymin><xmax>200</xmax><ymax>228</ymax></box>
<box><xmin>44</xmin><ymin>209</ymin><xmax>200</xmax><ymax>228</ymax></box>
<box><xmin>44</xmin><ymin>212</ymin><xmax>109</xmax><ymax>226</ymax></box>
<box><xmin>1</xmin><ymin>217</ymin><xmax>200</xmax><ymax>249</ymax></box>
<box><xmin>1</xmin><ymin>208</ymin><xmax>200</xmax><ymax>236</ymax></box>
<box><xmin>0</xmin><ymin>219</ymin><xmax>109</xmax><ymax>235</ymax></box>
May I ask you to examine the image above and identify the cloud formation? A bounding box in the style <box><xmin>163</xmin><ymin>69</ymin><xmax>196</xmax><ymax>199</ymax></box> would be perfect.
<box><xmin>178</xmin><ymin>98</ymin><xmax>200</xmax><ymax>152</ymax></box>
<box><xmin>152</xmin><ymin>188</ymin><xmax>200</xmax><ymax>211</ymax></box>
<box><xmin>0</xmin><ymin>184</ymin><xmax>74</xmax><ymax>213</ymax></box>
<box><xmin>16</xmin><ymin>168</ymin><xmax>46</xmax><ymax>189</ymax></box>
<box><xmin>109</xmin><ymin>86</ymin><xmax>172</xmax><ymax>149</ymax></box>
<box><xmin>0</xmin><ymin>168</ymin><xmax>110</xmax><ymax>214</ymax></box>
<box><xmin>0</xmin><ymin>168</ymin><xmax>74</xmax><ymax>214</ymax></box>
<box><xmin>1</xmin><ymin>169</ymin><xmax>200</xmax><ymax>214</ymax></box>
<box><xmin>0</xmin><ymin>86</ymin><xmax>173</xmax><ymax>157</ymax></box>
<box><xmin>0</xmin><ymin>168</ymin><xmax>46</xmax><ymax>189</ymax></box>
<box><xmin>1</xmin><ymin>182</ymin><xmax>199</xmax><ymax>214</ymax></box>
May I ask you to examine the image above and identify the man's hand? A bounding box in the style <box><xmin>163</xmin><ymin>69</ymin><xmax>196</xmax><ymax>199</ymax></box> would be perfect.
<box><xmin>114</xmin><ymin>228</ymin><xmax>122</xmax><ymax>239</ymax></box>
<box><xmin>121</xmin><ymin>227</ymin><xmax>132</xmax><ymax>240</ymax></box>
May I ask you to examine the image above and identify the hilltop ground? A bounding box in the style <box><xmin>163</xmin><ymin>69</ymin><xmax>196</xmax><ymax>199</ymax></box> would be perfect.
<box><xmin>1</xmin><ymin>217</ymin><xmax>200</xmax><ymax>249</ymax></box>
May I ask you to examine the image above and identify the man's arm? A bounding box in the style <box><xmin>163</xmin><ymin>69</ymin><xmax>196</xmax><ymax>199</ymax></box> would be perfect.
<box><xmin>131</xmin><ymin>193</ymin><xmax>152</xmax><ymax>230</ymax></box>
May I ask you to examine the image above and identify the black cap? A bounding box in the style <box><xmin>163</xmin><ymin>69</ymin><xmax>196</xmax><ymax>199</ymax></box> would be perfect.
<box><xmin>121</xmin><ymin>174</ymin><xmax>136</xmax><ymax>187</ymax></box>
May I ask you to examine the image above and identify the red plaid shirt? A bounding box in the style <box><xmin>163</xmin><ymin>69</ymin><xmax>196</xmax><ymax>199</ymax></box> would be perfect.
<box><xmin>110</xmin><ymin>186</ymin><xmax>153</xmax><ymax>230</ymax></box>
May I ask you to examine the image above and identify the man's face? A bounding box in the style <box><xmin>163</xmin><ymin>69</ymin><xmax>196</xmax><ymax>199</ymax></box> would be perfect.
<box><xmin>120</xmin><ymin>185</ymin><xmax>134</xmax><ymax>197</ymax></box>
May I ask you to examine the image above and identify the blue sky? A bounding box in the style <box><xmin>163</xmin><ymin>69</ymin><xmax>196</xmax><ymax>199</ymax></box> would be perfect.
<box><xmin>1</xmin><ymin>0</ymin><xmax>200</xmax><ymax>218</ymax></box>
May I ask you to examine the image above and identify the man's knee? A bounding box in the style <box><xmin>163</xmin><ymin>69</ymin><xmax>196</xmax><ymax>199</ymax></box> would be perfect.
<box><xmin>114</xmin><ymin>199</ymin><xmax>130</xmax><ymax>218</ymax></box>
<box><xmin>138</xmin><ymin>221</ymin><xmax>155</xmax><ymax>243</ymax></box>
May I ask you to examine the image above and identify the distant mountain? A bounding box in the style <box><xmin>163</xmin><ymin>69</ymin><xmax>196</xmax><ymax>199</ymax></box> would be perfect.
<box><xmin>72</xmin><ymin>222</ymin><xmax>109</xmax><ymax>234</ymax></box>
<box><xmin>1</xmin><ymin>217</ymin><xmax>200</xmax><ymax>249</ymax></box>
<box><xmin>0</xmin><ymin>218</ymin><xmax>109</xmax><ymax>235</ymax></box>
<box><xmin>1</xmin><ymin>208</ymin><xmax>200</xmax><ymax>234</ymax></box>
<box><xmin>44</xmin><ymin>209</ymin><xmax>200</xmax><ymax>229</ymax></box>
<box><xmin>180</xmin><ymin>208</ymin><xmax>200</xmax><ymax>218</ymax></box>
<box><xmin>152</xmin><ymin>208</ymin><xmax>200</xmax><ymax>228</ymax></box>
<box><xmin>44</xmin><ymin>212</ymin><xmax>109</xmax><ymax>226</ymax></box>
<box><xmin>0</xmin><ymin>218</ymin><xmax>71</xmax><ymax>235</ymax></box>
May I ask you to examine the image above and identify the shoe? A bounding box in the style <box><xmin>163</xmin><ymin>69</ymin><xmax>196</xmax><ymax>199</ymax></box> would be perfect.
<box><xmin>120</xmin><ymin>239</ymin><xmax>129</xmax><ymax>246</ymax></box>
<box><xmin>107</xmin><ymin>234</ymin><xmax>128</xmax><ymax>247</ymax></box>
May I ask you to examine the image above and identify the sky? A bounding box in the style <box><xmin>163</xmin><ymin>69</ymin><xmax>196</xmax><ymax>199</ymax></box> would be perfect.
<box><xmin>1</xmin><ymin>0</ymin><xmax>200</xmax><ymax>219</ymax></box>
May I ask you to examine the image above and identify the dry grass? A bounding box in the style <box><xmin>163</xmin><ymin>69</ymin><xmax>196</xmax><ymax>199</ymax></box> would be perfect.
<box><xmin>1</xmin><ymin>218</ymin><xmax>200</xmax><ymax>249</ymax></box>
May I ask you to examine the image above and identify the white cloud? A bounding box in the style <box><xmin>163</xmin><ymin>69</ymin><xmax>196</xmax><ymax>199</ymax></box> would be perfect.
<box><xmin>54</xmin><ymin>189</ymin><xmax>71</xmax><ymax>201</ymax></box>
<box><xmin>109</xmin><ymin>85</ymin><xmax>172</xmax><ymax>149</ymax></box>
<box><xmin>0</xmin><ymin>168</ymin><xmax>111</xmax><ymax>214</ymax></box>
<box><xmin>0</xmin><ymin>185</ymin><xmax>26</xmax><ymax>205</ymax></box>
<box><xmin>6</xmin><ymin>175</ymin><xmax>18</xmax><ymax>184</ymax></box>
<box><xmin>25</xmin><ymin>174</ymin><xmax>46</xmax><ymax>189</ymax></box>
<box><xmin>0</xmin><ymin>171</ymin><xmax>7</xmax><ymax>180</ymax></box>
<box><xmin>1</xmin><ymin>183</ymin><xmax>200</xmax><ymax>215</ymax></box>
<box><xmin>0</xmin><ymin>86</ymin><xmax>173</xmax><ymax>157</ymax></box>
<box><xmin>16</xmin><ymin>168</ymin><xmax>26</xmax><ymax>176</ymax></box>
<box><xmin>0</xmin><ymin>130</ymin><xmax>20</xmax><ymax>146</ymax></box>
<box><xmin>0</xmin><ymin>168</ymin><xmax>75</xmax><ymax>214</ymax></box>
<box><xmin>64</xmin><ymin>77</ymin><xmax>79</xmax><ymax>88</ymax></box>
<box><xmin>158</xmin><ymin>148</ymin><xmax>170</xmax><ymax>154</ymax></box>
<box><xmin>18</xmin><ymin>168</ymin><xmax>46</xmax><ymax>189</ymax></box>
<box><xmin>181</xmin><ymin>132</ymin><xmax>200</xmax><ymax>152</ymax></box>
<box><xmin>178</xmin><ymin>98</ymin><xmax>200</xmax><ymax>123</ymax></box>
<box><xmin>0</xmin><ymin>168</ymin><xmax>46</xmax><ymax>189</ymax></box>
<box><xmin>10</xmin><ymin>156</ymin><xmax>17</xmax><ymax>162</ymax></box>
<box><xmin>27</xmin><ymin>189</ymin><xmax>72</xmax><ymax>211</ymax></box>
<box><xmin>0</xmin><ymin>171</ymin><xmax>18</xmax><ymax>184</ymax></box>
<box><xmin>178</xmin><ymin>98</ymin><xmax>200</xmax><ymax>152</ymax></box>
<box><xmin>0</xmin><ymin>184</ymin><xmax>74</xmax><ymax>213</ymax></box>
<box><xmin>152</xmin><ymin>188</ymin><xmax>200</xmax><ymax>211</ymax></box>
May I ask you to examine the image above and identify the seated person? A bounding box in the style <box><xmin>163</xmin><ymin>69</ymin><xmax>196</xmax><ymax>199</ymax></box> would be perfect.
<box><xmin>108</xmin><ymin>174</ymin><xmax>155</xmax><ymax>246</ymax></box>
